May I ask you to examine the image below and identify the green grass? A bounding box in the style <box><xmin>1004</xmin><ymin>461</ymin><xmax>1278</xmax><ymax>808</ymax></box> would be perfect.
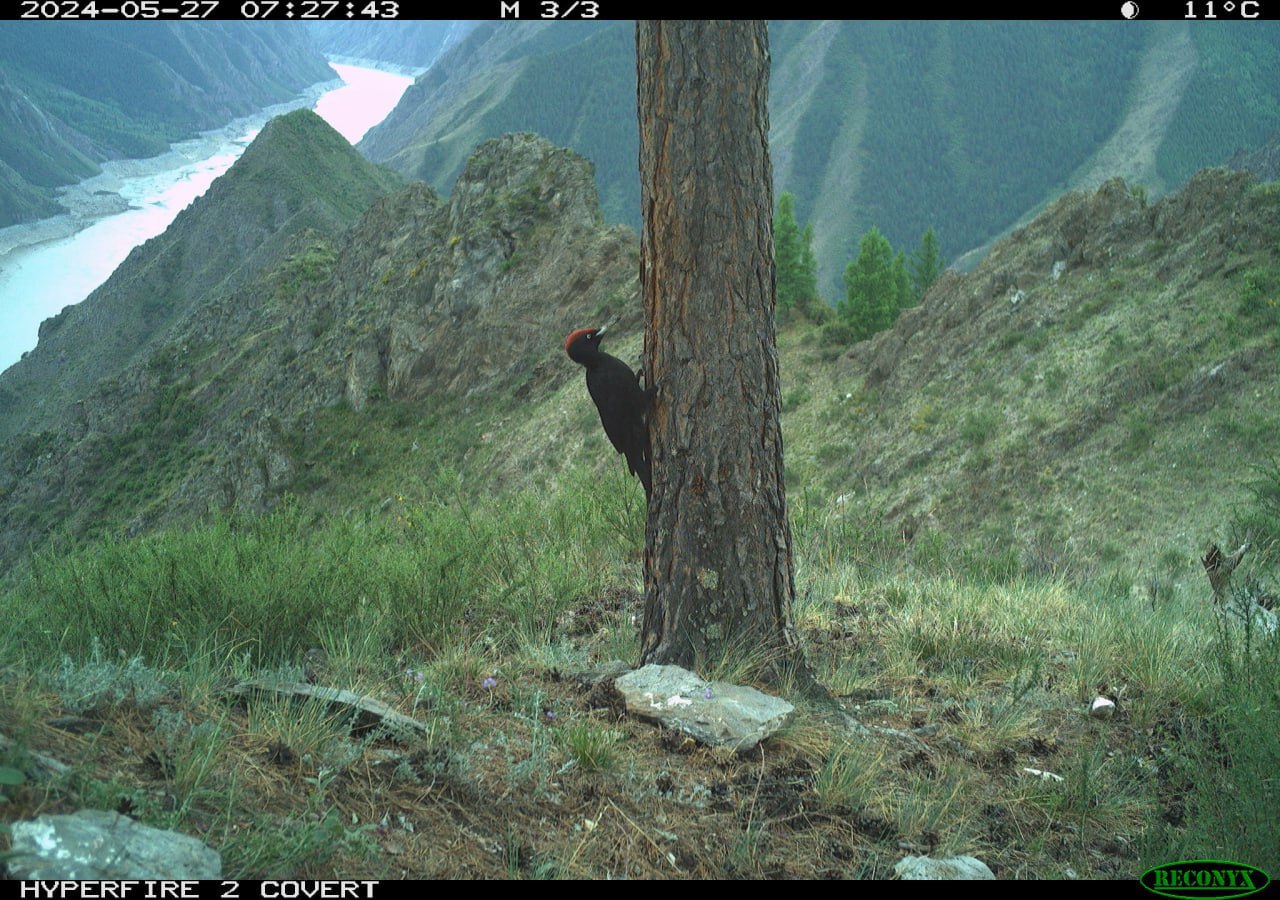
<box><xmin>555</xmin><ymin>721</ymin><xmax>624</xmax><ymax>773</ymax></box>
<box><xmin>1139</xmin><ymin>602</ymin><xmax>1280</xmax><ymax>871</ymax></box>
<box><xmin>3</xmin><ymin>474</ymin><xmax>640</xmax><ymax>672</ymax></box>
<box><xmin>0</xmin><ymin>471</ymin><xmax>1276</xmax><ymax>878</ymax></box>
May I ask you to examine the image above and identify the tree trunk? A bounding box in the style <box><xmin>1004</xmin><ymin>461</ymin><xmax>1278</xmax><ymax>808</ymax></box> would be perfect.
<box><xmin>636</xmin><ymin>21</ymin><xmax>809</xmax><ymax>684</ymax></box>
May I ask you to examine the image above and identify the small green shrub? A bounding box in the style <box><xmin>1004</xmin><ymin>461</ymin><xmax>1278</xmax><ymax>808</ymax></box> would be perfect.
<box><xmin>960</xmin><ymin>408</ymin><xmax>1000</xmax><ymax>446</ymax></box>
<box><xmin>556</xmin><ymin>721</ymin><xmax>623</xmax><ymax>772</ymax></box>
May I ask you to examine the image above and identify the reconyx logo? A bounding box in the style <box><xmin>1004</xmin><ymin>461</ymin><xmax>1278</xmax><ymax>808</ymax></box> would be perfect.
<box><xmin>1140</xmin><ymin>860</ymin><xmax>1270</xmax><ymax>900</ymax></box>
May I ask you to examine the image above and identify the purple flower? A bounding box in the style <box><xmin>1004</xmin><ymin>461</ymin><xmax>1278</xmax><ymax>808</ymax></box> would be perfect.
<box><xmin>544</xmin><ymin>709</ymin><xmax>557</xmax><ymax>721</ymax></box>
<box><xmin>404</xmin><ymin>668</ymin><xmax>424</xmax><ymax>683</ymax></box>
<box><xmin>703</xmin><ymin>687</ymin><xmax>713</xmax><ymax>700</ymax></box>
<box><xmin>481</xmin><ymin>677</ymin><xmax>497</xmax><ymax>690</ymax></box>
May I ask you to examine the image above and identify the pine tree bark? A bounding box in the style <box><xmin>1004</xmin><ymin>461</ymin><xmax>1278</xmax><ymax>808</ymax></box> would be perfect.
<box><xmin>636</xmin><ymin>21</ymin><xmax>810</xmax><ymax>685</ymax></box>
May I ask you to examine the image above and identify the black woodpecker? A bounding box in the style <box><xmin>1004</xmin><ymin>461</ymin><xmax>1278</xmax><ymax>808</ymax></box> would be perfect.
<box><xmin>564</xmin><ymin>326</ymin><xmax>653</xmax><ymax>498</ymax></box>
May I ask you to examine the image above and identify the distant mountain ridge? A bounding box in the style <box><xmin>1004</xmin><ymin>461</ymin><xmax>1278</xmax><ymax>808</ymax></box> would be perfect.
<box><xmin>361</xmin><ymin>20</ymin><xmax>1280</xmax><ymax>295</ymax></box>
<box><xmin>0</xmin><ymin>109</ymin><xmax>402</xmax><ymax>446</ymax></box>
<box><xmin>305</xmin><ymin>21</ymin><xmax>477</xmax><ymax>71</ymax></box>
<box><xmin>0</xmin><ymin>22</ymin><xmax>335</xmax><ymax>228</ymax></box>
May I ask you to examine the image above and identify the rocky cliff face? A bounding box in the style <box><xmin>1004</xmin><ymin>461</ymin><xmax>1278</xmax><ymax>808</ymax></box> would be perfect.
<box><xmin>340</xmin><ymin>132</ymin><xmax>634</xmax><ymax>403</ymax></box>
<box><xmin>0</xmin><ymin>132</ymin><xmax>639</xmax><ymax>568</ymax></box>
<box><xmin>1229</xmin><ymin>132</ymin><xmax>1280</xmax><ymax>184</ymax></box>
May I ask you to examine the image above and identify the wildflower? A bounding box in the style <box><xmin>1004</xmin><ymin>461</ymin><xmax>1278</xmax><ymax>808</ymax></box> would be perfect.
<box><xmin>544</xmin><ymin>709</ymin><xmax>557</xmax><ymax>722</ymax></box>
<box><xmin>404</xmin><ymin>668</ymin><xmax>424</xmax><ymax>683</ymax></box>
<box><xmin>481</xmin><ymin>677</ymin><xmax>497</xmax><ymax>690</ymax></box>
<box><xmin>703</xmin><ymin>687</ymin><xmax>713</xmax><ymax>700</ymax></box>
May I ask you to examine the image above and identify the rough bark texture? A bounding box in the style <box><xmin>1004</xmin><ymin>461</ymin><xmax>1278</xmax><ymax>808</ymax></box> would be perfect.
<box><xmin>636</xmin><ymin>21</ymin><xmax>804</xmax><ymax>678</ymax></box>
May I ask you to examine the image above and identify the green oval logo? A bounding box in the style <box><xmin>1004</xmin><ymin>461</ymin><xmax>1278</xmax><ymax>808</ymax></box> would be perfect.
<box><xmin>1140</xmin><ymin>860</ymin><xmax>1270</xmax><ymax>900</ymax></box>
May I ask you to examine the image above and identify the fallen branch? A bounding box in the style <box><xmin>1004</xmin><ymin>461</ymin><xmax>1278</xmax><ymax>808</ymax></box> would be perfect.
<box><xmin>0</xmin><ymin>731</ymin><xmax>71</xmax><ymax>777</ymax></box>
<box><xmin>224</xmin><ymin>680</ymin><xmax>431</xmax><ymax>743</ymax></box>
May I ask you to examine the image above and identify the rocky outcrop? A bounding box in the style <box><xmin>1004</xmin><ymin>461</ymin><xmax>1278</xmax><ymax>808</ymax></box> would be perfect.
<box><xmin>1228</xmin><ymin>131</ymin><xmax>1280</xmax><ymax>183</ymax></box>
<box><xmin>0</xmin><ymin>131</ymin><xmax>641</xmax><ymax>568</ymax></box>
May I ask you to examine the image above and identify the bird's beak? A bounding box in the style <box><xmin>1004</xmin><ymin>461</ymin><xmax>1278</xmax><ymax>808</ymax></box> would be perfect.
<box><xmin>596</xmin><ymin>326</ymin><xmax>607</xmax><ymax>338</ymax></box>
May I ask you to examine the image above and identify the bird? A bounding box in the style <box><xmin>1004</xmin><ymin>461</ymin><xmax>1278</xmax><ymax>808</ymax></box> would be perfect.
<box><xmin>564</xmin><ymin>326</ymin><xmax>653</xmax><ymax>498</ymax></box>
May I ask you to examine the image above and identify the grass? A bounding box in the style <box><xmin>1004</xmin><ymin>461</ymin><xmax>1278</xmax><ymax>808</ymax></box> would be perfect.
<box><xmin>1</xmin><ymin>474</ymin><xmax>1274</xmax><ymax>880</ymax></box>
<box><xmin>556</xmin><ymin>722</ymin><xmax>624</xmax><ymax>773</ymax></box>
<box><xmin>812</xmin><ymin>740</ymin><xmax>890</xmax><ymax>814</ymax></box>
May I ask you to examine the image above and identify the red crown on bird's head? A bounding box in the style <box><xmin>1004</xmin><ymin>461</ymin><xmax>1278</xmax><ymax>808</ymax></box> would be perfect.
<box><xmin>564</xmin><ymin>327</ymin><xmax>600</xmax><ymax>353</ymax></box>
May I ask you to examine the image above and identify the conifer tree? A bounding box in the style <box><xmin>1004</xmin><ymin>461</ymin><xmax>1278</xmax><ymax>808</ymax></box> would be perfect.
<box><xmin>637</xmin><ymin>20</ymin><xmax>815</xmax><ymax>688</ymax></box>
<box><xmin>910</xmin><ymin>226</ymin><xmax>943</xmax><ymax>302</ymax></box>
<box><xmin>774</xmin><ymin>193</ymin><xmax>822</xmax><ymax>318</ymax></box>
<box><xmin>798</xmin><ymin>223</ymin><xmax>823</xmax><ymax>320</ymax></box>
<box><xmin>774</xmin><ymin>192</ymin><xmax>804</xmax><ymax>314</ymax></box>
<box><xmin>892</xmin><ymin>249</ymin><xmax>912</xmax><ymax>311</ymax></box>
<box><xmin>839</xmin><ymin>227</ymin><xmax>906</xmax><ymax>341</ymax></box>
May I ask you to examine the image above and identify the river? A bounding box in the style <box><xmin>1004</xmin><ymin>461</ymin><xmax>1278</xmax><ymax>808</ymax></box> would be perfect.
<box><xmin>0</xmin><ymin>61</ymin><xmax>416</xmax><ymax>373</ymax></box>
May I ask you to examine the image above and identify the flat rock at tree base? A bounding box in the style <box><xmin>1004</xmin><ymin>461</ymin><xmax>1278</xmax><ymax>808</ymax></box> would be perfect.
<box><xmin>894</xmin><ymin>854</ymin><xmax>996</xmax><ymax>880</ymax></box>
<box><xmin>8</xmin><ymin>810</ymin><xmax>221</xmax><ymax>879</ymax></box>
<box><xmin>614</xmin><ymin>664</ymin><xmax>795</xmax><ymax>752</ymax></box>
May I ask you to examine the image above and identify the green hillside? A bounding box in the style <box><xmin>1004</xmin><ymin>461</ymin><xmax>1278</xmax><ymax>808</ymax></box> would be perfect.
<box><xmin>1157</xmin><ymin>23</ymin><xmax>1280</xmax><ymax>186</ymax></box>
<box><xmin>365</xmin><ymin>21</ymin><xmax>1280</xmax><ymax>297</ymax></box>
<box><xmin>0</xmin><ymin>140</ymin><xmax>1276</xmax><ymax>877</ymax></box>
<box><xmin>0</xmin><ymin>22</ymin><xmax>334</xmax><ymax>227</ymax></box>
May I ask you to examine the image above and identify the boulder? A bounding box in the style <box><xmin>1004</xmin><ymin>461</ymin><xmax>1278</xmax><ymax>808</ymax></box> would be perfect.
<box><xmin>614</xmin><ymin>664</ymin><xmax>794</xmax><ymax>752</ymax></box>
<box><xmin>894</xmin><ymin>854</ymin><xmax>995</xmax><ymax>880</ymax></box>
<box><xmin>8</xmin><ymin>809</ymin><xmax>221</xmax><ymax>879</ymax></box>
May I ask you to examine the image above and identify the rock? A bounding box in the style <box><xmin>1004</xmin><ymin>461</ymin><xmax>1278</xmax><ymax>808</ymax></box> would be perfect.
<box><xmin>614</xmin><ymin>664</ymin><xmax>794</xmax><ymax>752</ymax></box>
<box><xmin>225</xmin><ymin>679</ymin><xmax>432</xmax><ymax>742</ymax></box>
<box><xmin>1021</xmin><ymin>767</ymin><xmax>1064</xmax><ymax>782</ymax></box>
<box><xmin>8</xmin><ymin>810</ymin><xmax>221</xmax><ymax>879</ymax></box>
<box><xmin>894</xmin><ymin>854</ymin><xmax>995</xmax><ymax>880</ymax></box>
<box><xmin>1219</xmin><ymin>590</ymin><xmax>1279</xmax><ymax>637</ymax></box>
<box><xmin>572</xmin><ymin>659</ymin><xmax>633</xmax><ymax>687</ymax></box>
<box><xmin>1089</xmin><ymin>696</ymin><xmax>1116</xmax><ymax>719</ymax></box>
<box><xmin>0</xmin><ymin>732</ymin><xmax>69</xmax><ymax>777</ymax></box>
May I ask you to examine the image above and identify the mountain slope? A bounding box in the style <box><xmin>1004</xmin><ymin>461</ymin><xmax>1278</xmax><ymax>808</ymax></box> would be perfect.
<box><xmin>0</xmin><ymin>132</ymin><xmax>637</xmax><ymax>567</ymax></box>
<box><xmin>305</xmin><ymin>21</ymin><xmax>476</xmax><ymax>70</ymax></box>
<box><xmin>363</xmin><ymin>20</ymin><xmax>1280</xmax><ymax>297</ymax></box>
<box><xmin>0</xmin><ymin>109</ymin><xmax>402</xmax><ymax>444</ymax></box>
<box><xmin>1</xmin><ymin>112</ymin><xmax>1275</xmax><ymax>589</ymax></box>
<box><xmin>782</xmin><ymin>169</ymin><xmax>1280</xmax><ymax>574</ymax></box>
<box><xmin>359</xmin><ymin>22</ymin><xmax>627</xmax><ymax>217</ymax></box>
<box><xmin>0</xmin><ymin>22</ymin><xmax>335</xmax><ymax>227</ymax></box>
